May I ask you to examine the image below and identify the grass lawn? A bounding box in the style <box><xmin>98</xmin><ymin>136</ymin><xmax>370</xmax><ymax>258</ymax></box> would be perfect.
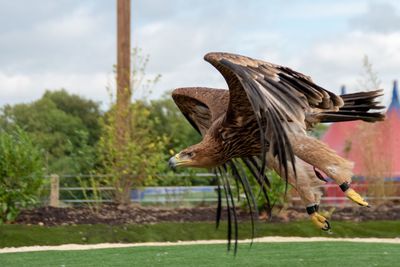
<box><xmin>1</xmin><ymin>220</ymin><xmax>400</xmax><ymax>248</ymax></box>
<box><xmin>1</xmin><ymin>241</ymin><xmax>399</xmax><ymax>267</ymax></box>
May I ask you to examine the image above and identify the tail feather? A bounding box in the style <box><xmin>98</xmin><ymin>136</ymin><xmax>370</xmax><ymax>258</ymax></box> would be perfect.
<box><xmin>318</xmin><ymin>89</ymin><xmax>385</xmax><ymax>123</ymax></box>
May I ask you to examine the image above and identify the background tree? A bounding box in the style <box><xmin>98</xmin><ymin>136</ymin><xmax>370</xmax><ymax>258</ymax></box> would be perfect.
<box><xmin>97</xmin><ymin>101</ymin><xmax>168</xmax><ymax>202</ymax></box>
<box><xmin>0</xmin><ymin>128</ymin><xmax>44</xmax><ymax>223</ymax></box>
<box><xmin>42</xmin><ymin>90</ymin><xmax>102</xmax><ymax>146</ymax></box>
<box><xmin>357</xmin><ymin>55</ymin><xmax>381</xmax><ymax>91</ymax></box>
<box><xmin>148</xmin><ymin>96</ymin><xmax>217</xmax><ymax>186</ymax></box>
<box><xmin>0</xmin><ymin>90</ymin><xmax>101</xmax><ymax>174</ymax></box>
<box><xmin>96</xmin><ymin>48</ymin><xmax>168</xmax><ymax>204</ymax></box>
<box><xmin>149</xmin><ymin>95</ymin><xmax>201</xmax><ymax>153</ymax></box>
<box><xmin>355</xmin><ymin>55</ymin><xmax>387</xmax><ymax>204</ymax></box>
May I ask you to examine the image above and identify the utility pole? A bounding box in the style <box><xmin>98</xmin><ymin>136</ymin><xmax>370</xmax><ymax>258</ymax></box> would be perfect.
<box><xmin>116</xmin><ymin>0</ymin><xmax>131</xmax><ymax>145</ymax></box>
<box><xmin>116</xmin><ymin>0</ymin><xmax>132</xmax><ymax>204</ymax></box>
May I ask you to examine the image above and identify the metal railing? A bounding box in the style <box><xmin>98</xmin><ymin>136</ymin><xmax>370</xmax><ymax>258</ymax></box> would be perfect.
<box><xmin>45</xmin><ymin>174</ymin><xmax>400</xmax><ymax>207</ymax></box>
<box><xmin>47</xmin><ymin>173</ymin><xmax>218</xmax><ymax>206</ymax></box>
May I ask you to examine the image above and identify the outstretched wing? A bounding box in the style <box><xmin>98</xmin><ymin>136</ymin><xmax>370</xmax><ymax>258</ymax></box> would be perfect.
<box><xmin>172</xmin><ymin>87</ymin><xmax>229</xmax><ymax>136</ymax></box>
<box><xmin>204</xmin><ymin>52</ymin><xmax>344</xmax><ymax>179</ymax></box>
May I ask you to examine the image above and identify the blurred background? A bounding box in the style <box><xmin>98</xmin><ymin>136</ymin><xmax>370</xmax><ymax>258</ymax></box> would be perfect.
<box><xmin>0</xmin><ymin>0</ymin><xmax>399</xmax><ymax>236</ymax></box>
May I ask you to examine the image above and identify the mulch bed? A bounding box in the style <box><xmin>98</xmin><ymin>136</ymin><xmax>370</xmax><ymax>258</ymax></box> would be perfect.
<box><xmin>14</xmin><ymin>204</ymin><xmax>400</xmax><ymax>226</ymax></box>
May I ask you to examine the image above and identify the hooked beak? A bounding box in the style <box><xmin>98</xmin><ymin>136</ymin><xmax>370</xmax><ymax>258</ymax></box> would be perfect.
<box><xmin>168</xmin><ymin>153</ymin><xmax>191</xmax><ymax>170</ymax></box>
<box><xmin>168</xmin><ymin>155</ymin><xmax>178</xmax><ymax>170</ymax></box>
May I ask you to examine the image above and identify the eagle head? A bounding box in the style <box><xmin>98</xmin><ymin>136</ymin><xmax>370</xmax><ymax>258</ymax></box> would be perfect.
<box><xmin>168</xmin><ymin>137</ymin><xmax>224</xmax><ymax>169</ymax></box>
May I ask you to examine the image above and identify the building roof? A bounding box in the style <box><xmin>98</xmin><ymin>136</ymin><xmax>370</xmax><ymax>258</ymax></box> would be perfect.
<box><xmin>388</xmin><ymin>80</ymin><xmax>399</xmax><ymax>112</ymax></box>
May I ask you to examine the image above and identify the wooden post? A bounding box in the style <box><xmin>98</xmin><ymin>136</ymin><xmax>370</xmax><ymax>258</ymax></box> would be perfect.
<box><xmin>116</xmin><ymin>0</ymin><xmax>131</xmax><ymax>145</ymax></box>
<box><xmin>49</xmin><ymin>174</ymin><xmax>59</xmax><ymax>207</ymax></box>
<box><xmin>115</xmin><ymin>0</ymin><xmax>132</xmax><ymax>205</ymax></box>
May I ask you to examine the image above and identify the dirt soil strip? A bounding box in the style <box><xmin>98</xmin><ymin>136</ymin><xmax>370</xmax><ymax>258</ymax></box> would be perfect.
<box><xmin>1</xmin><ymin>237</ymin><xmax>400</xmax><ymax>254</ymax></box>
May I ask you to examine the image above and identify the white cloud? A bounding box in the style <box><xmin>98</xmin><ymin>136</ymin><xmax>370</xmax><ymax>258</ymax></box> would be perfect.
<box><xmin>289</xmin><ymin>30</ymin><xmax>400</xmax><ymax>107</ymax></box>
<box><xmin>349</xmin><ymin>2</ymin><xmax>400</xmax><ymax>33</ymax></box>
<box><xmin>0</xmin><ymin>71</ymin><xmax>113</xmax><ymax>107</ymax></box>
<box><xmin>0</xmin><ymin>2</ymin><xmax>114</xmax><ymax>74</ymax></box>
<box><xmin>280</xmin><ymin>1</ymin><xmax>367</xmax><ymax>19</ymax></box>
<box><xmin>34</xmin><ymin>6</ymin><xmax>99</xmax><ymax>39</ymax></box>
<box><xmin>0</xmin><ymin>1</ymin><xmax>116</xmax><ymax>108</ymax></box>
<box><xmin>0</xmin><ymin>72</ymin><xmax>32</xmax><ymax>104</ymax></box>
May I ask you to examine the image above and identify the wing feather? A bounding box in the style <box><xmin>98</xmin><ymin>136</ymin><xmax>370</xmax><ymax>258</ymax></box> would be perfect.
<box><xmin>172</xmin><ymin>87</ymin><xmax>229</xmax><ymax>136</ymax></box>
<box><xmin>204</xmin><ymin>52</ymin><xmax>344</xmax><ymax>180</ymax></box>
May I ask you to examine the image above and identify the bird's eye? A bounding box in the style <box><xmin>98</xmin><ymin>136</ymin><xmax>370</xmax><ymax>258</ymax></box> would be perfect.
<box><xmin>187</xmin><ymin>152</ymin><xmax>194</xmax><ymax>157</ymax></box>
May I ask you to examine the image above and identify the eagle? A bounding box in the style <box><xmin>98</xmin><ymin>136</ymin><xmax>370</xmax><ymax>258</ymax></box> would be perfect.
<box><xmin>168</xmin><ymin>52</ymin><xmax>385</xmax><ymax>252</ymax></box>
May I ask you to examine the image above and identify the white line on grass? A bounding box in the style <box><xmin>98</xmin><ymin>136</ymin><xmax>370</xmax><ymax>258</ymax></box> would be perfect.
<box><xmin>1</xmin><ymin>237</ymin><xmax>400</xmax><ymax>254</ymax></box>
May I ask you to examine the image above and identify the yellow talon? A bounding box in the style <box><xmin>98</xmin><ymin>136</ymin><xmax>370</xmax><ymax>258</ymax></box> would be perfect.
<box><xmin>345</xmin><ymin>188</ymin><xmax>369</xmax><ymax>207</ymax></box>
<box><xmin>310</xmin><ymin>212</ymin><xmax>330</xmax><ymax>231</ymax></box>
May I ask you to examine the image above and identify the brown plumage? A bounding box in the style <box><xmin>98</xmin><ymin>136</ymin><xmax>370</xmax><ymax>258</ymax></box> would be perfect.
<box><xmin>168</xmin><ymin>52</ymin><xmax>385</xmax><ymax>252</ymax></box>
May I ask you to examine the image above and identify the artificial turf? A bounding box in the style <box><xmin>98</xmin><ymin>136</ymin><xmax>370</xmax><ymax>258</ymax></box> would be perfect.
<box><xmin>1</xmin><ymin>220</ymin><xmax>399</xmax><ymax>248</ymax></box>
<box><xmin>1</xmin><ymin>241</ymin><xmax>399</xmax><ymax>267</ymax></box>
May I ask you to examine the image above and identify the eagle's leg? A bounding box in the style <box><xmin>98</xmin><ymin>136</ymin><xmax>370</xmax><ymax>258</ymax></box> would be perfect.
<box><xmin>340</xmin><ymin>182</ymin><xmax>369</xmax><ymax>207</ymax></box>
<box><xmin>290</xmin><ymin>134</ymin><xmax>369</xmax><ymax>207</ymax></box>
<box><xmin>307</xmin><ymin>204</ymin><xmax>330</xmax><ymax>231</ymax></box>
<box><xmin>291</xmin><ymin>160</ymin><xmax>331</xmax><ymax>231</ymax></box>
<box><xmin>268</xmin><ymin>155</ymin><xmax>330</xmax><ymax>231</ymax></box>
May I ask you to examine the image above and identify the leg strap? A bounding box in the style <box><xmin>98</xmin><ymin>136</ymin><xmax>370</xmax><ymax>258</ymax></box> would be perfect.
<box><xmin>306</xmin><ymin>204</ymin><xmax>319</xmax><ymax>215</ymax></box>
<box><xmin>339</xmin><ymin>182</ymin><xmax>350</xmax><ymax>192</ymax></box>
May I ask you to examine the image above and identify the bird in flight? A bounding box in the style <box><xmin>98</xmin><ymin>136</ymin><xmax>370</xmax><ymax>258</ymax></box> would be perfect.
<box><xmin>169</xmin><ymin>52</ymin><xmax>385</xmax><ymax>252</ymax></box>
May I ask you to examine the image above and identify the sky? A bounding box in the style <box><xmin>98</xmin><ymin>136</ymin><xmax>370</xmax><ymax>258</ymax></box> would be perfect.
<box><xmin>0</xmin><ymin>0</ymin><xmax>399</xmax><ymax>109</ymax></box>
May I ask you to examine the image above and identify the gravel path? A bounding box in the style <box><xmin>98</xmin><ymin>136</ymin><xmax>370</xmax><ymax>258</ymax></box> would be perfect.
<box><xmin>1</xmin><ymin>237</ymin><xmax>399</xmax><ymax>254</ymax></box>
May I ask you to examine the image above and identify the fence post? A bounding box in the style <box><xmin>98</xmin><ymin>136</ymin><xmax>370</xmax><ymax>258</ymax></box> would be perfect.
<box><xmin>50</xmin><ymin>174</ymin><xmax>60</xmax><ymax>207</ymax></box>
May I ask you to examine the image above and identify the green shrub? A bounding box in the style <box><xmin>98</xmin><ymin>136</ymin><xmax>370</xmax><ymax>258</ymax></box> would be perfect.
<box><xmin>0</xmin><ymin>128</ymin><xmax>44</xmax><ymax>223</ymax></box>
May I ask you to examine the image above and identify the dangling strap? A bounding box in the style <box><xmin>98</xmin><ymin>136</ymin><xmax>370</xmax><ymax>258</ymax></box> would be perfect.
<box><xmin>313</xmin><ymin>166</ymin><xmax>328</xmax><ymax>183</ymax></box>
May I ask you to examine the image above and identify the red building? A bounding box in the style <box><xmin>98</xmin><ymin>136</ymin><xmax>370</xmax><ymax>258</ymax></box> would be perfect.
<box><xmin>320</xmin><ymin>81</ymin><xmax>400</xmax><ymax>205</ymax></box>
<box><xmin>322</xmin><ymin>81</ymin><xmax>400</xmax><ymax>179</ymax></box>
